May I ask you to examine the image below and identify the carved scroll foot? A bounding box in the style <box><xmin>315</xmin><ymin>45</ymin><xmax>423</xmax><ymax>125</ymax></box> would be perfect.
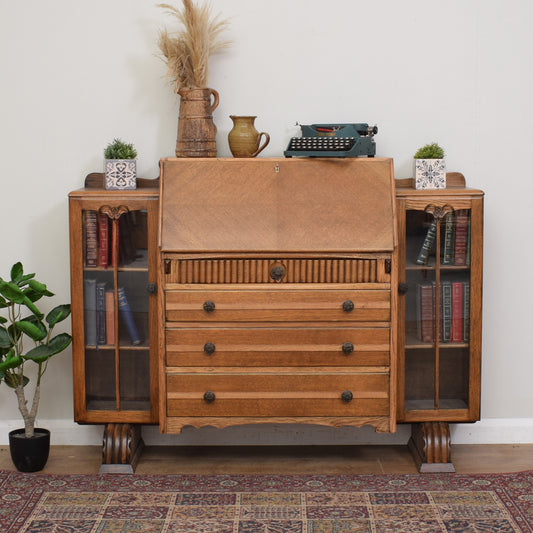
<box><xmin>408</xmin><ymin>422</ymin><xmax>455</xmax><ymax>473</ymax></box>
<box><xmin>99</xmin><ymin>423</ymin><xmax>144</xmax><ymax>474</ymax></box>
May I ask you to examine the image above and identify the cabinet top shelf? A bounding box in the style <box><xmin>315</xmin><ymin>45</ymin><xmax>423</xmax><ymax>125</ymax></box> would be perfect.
<box><xmin>395</xmin><ymin>173</ymin><xmax>484</xmax><ymax>197</ymax></box>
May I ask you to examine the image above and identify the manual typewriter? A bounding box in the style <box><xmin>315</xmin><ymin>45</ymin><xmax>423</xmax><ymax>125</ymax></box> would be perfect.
<box><xmin>284</xmin><ymin>123</ymin><xmax>378</xmax><ymax>158</ymax></box>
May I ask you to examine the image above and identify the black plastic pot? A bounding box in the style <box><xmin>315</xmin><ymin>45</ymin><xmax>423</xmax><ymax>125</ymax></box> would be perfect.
<box><xmin>9</xmin><ymin>428</ymin><xmax>50</xmax><ymax>472</ymax></box>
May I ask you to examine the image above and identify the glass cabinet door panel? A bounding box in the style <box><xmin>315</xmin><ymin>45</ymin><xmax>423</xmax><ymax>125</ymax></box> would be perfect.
<box><xmin>119</xmin><ymin>349</ymin><xmax>151</xmax><ymax>410</ymax></box>
<box><xmin>81</xmin><ymin>207</ymin><xmax>151</xmax><ymax>413</ymax></box>
<box><xmin>403</xmin><ymin>206</ymin><xmax>472</xmax><ymax>414</ymax></box>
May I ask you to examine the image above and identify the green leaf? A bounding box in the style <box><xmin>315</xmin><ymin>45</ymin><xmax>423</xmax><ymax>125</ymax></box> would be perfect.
<box><xmin>22</xmin><ymin>288</ymin><xmax>44</xmax><ymax>303</ymax></box>
<box><xmin>20</xmin><ymin>315</ymin><xmax>47</xmax><ymax>338</ymax></box>
<box><xmin>0</xmin><ymin>327</ymin><xmax>13</xmax><ymax>349</ymax></box>
<box><xmin>0</xmin><ymin>316</ymin><xmax>7</xmax><ymax>324</ymax></box>
<box><xmin>0</xmin><ymin>282</ymin><xmax>45</xmax><ymax>318</ymax></box>
<box><xmin>15</xmin><ymin>320</ymin><xmax>47</xmax><ymax>342</ymax></box>
<box><xmin>24</xmin><ymin>333</ymin><xmax>72</xmax><ymax>363</ymax></box>
<box><xmin>10</xmin><ymin>263</ymin><xmax>23</xmax><ymax>283</ymax></box>
<box><xmin>0</xmin><ymin>294</ymin><xmax>8</xmax><ymax>308</ymax></box>
<box><xmin>0</xmin><ymin>348</ymin><xmax>23</xmax><ymax>372</ymax></box>
<box><xmin>22</xmin><ymin>296</ymin><xmax>44</xmax><ymax>320</ymax></box>
<box><xmin>28</xmin><ymin>279</ymin><xmax>49</xmax><ymax>294</ymax></box>
<box><xmin>17</xmin><ymin>273</ymin><xmax>36</xmax><ymax>285</ymax></box>
<box><xmin>0</xmin><ymin>280</ymin><xmax>26</xmax><ymax>304</ymax></box>
<box><xmin>46</xmin><ymin>304</ymin><xmax>71</xmax><ymax>327</ymax></box>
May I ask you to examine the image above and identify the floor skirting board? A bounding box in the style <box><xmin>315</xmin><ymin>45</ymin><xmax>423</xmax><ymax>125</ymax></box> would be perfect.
<box><xmin>1</xmin><ymin>418</ymin><xmax>533</xmax><ymax>446</ymax></box>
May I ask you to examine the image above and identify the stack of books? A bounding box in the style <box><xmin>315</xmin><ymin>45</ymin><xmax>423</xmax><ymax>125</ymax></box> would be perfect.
<box><xmin>416</xmin><ymin>281</ymin><xmax>470</xmax><ymax>344</ymax></box>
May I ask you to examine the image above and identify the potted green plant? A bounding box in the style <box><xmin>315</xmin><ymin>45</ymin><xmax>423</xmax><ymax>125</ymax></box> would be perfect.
<box><xmin>414</xmin><ymin>142</ymin><xmax>446</xmax><ymax>189</ymax></box>
<box><xmin>0</xmin><ymin>262</ymin><xmax>72</xmax><ymax>472</ymax></box>
<box><xmin>104</xmin><ymin>138</ymin><xmax>138</xmax><ymax>190</ymax></box>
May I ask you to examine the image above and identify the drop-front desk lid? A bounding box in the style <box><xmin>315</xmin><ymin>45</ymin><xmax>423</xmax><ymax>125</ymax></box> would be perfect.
<box><xmin>159</xmin><ymin>158</ymin><xmax>396</xmax><ymax>253</ymax></box>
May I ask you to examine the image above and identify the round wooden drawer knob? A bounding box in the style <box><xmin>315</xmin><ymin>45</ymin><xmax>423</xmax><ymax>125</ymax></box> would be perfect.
<box><xmin>342</xmin><ymin>342</ymin><xmax>354</xmax><ymax>355</ymax></box>
<box><xmin>203</xmin><ymin>391</ymin><xmax>216</xmax><ymax>403</ymax></box>
<box><xmin>342</xmin><ymin>300</ymin><xmax>354</xmax><ymax>312</ymax></box>
<box><xmin>203</xmin><ymin>342</ymin><xmax>216</xmax><ymax>355</ymax></box>
<box><xmin>341</xmin><ymin>390</ymin><xmax>353</xmax><ymax>403</ymax></box>
<box><xmin>203</xmin><ymin>300</ymin><xmax>216</xmax><ymax>313</ymax></box>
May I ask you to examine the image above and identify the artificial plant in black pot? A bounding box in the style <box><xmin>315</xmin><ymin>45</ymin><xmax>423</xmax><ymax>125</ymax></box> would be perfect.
<box><xmin>0</xmin><ymin>262</ymin><xmax>72</xmax><ymax>472</ymax></box>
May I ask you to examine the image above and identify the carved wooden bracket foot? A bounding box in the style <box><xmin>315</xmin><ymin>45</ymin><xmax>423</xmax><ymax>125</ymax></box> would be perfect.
<box><xmin>99</xmin><ymin>423</ymin><xmax>144</xmax><ymax>474</ymax></box>
<box><xmin>408</xmin><ymin>422</ymin><xmax>455</xmax><ymax>473</ymax></box>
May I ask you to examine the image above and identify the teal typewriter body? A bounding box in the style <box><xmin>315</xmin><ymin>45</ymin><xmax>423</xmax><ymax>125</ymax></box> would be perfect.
<box><xmin>284</xmin><ymin>123</ymin><xmax>377</xmax><ymax>158</ymax></box>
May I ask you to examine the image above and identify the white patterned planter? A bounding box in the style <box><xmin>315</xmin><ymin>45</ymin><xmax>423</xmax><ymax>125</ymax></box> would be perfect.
<box><xmin>105</xmin><ymin>159</ymin><xmax>137</xmax><ymax>190</ymax></box>
<box><xmin>414</xmin><ymin>159</ymin><xmax>446</xmax><ymax>190</ymax></box>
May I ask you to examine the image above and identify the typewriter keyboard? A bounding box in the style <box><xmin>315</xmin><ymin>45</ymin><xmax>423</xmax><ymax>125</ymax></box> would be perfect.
<box><xmin>286</xmin><ymin>136</ymin><xmax>357</xmax><ymax>152</ymax></box>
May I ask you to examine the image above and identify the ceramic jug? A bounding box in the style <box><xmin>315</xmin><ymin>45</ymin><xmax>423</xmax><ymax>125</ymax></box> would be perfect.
<box><xmin>176</xmin><ymin>87</ymin><xmax>219</xmax><ymax>157</ymax></box>
<box><xmin>228</xmin><ymin>116</ymin><xmax>270</xmax><ymax>157</ymax></box>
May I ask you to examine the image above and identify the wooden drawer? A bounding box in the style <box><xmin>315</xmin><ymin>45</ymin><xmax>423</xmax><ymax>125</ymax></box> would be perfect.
<box><xmin>165</xmin><ymin>287</ymin><xmax>391</xmax><ymax>323</ymax></box>
<box><xmin>166</xmin><ymin>372</ymin><xmax>390</xmax><ymax>417</ymax></box>
<box><xmin>165</xmin><ymin>327</ymin><xmax>390</xmax><ymax>367</ymax></box>
<box><xmin>164</xmin><ymin>257</ymin><xmax>391</xmax><ymax>284</ymax></box>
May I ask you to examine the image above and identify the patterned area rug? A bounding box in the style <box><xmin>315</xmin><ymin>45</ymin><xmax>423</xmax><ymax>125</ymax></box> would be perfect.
<box><xmin>1</xmin><ymin>470</ymin><xmax>532</xmax><ymax>532</ymax></box>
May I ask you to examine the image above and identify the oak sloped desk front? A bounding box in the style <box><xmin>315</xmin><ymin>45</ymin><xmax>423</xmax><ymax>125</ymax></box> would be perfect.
<box><xmin>158</xmin><ymin>158</ymin><xmax>398</xmax><ymax>436</ymax></box>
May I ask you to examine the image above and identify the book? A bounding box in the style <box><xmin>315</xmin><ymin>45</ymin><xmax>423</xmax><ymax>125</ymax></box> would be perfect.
<box><xmin>416</xmin><ymin>283</ymin><xmax>435</xmax><ymax>343</ymax></box>
<box><xmin>105</xmin><ymin>290</ymin><xmax>115</xmax><ymax>345</ymax></box>
<box><xmin>453</xmin><ymin>210</ymin><xmax>469</xmax><ymax>266</ymax></box>
<box><xmin>117</xmin><ymin>286</ymin><xmax>141</xmax><ymax>345</ymax></box>
<box><xmin>96</xmin><ymin>282</ymin><xmax>106</xmax><ymax>345</ymax></box>
<box><xmin>441</xmin><ymin>212</ymin><xmax>455</xmax><ymax>265</ymax></box>
<box><xmin>83</xmin><ymin>278</ymin><xmax>97</xmax><ymax>345</ymax></box>
<box><xmin>441</xmin><ymin>281</ymin><xmax>453</xmax><ymax>343</ymax></box>
<box><xmin>97</xmin><ymin>213</ymin><xmax>109</xmax><ymax>268</ymax></box>
<box><xmin>465</xmin><ymin>216</ymin><xmax>471</xmax><ymax>266</ymax></box>
<box><xmin>451</xmin><ymin>281</ymin><xmax>464</xmax><ymax>342</ymax></box>
<box><xmin>84</xmin><ymin>211</ymin><xmax>98</xmax><ymax>267</ymax></box>
<box><xmin>463</xmin><ymin>281</ymin><xmax>470</xmax><ymax>342</ymax></box>
<box><xmin>416</xmin><ymin>218</ymin><xmax>437</xmax><ymax>265</ymax></box>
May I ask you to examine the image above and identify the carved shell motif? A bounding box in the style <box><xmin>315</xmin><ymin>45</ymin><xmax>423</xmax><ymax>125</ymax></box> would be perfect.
<box><xmin>99</xmin><ymin>205</ymin><xmax>129</xmax><ymax>220</ymax></box>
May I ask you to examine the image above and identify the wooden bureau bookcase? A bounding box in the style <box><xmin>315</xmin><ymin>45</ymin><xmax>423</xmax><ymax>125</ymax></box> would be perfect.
<box><xmin>158</xmin><ymin>158</ymin><xmax>398</xmax><ymax>435</ymax></box>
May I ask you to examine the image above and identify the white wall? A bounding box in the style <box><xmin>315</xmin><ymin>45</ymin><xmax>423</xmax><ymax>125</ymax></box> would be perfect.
<box><xmin>1</xmin><ymin>0</ymin><xmax>532</xmax><ymax>445</ymax></box>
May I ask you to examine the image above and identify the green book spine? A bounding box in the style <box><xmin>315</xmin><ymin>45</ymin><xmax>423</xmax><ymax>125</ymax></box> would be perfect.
<box><xmin>442</xmin><ymin>212</ymin><xmax>455</xmax><ymax>265</ymax></box>
<box><xmin>416</xmin><ymin>218</ymin><xmax>437</xmax><ymax>265</ymax></box>
<box><xmin>441</xmin><ymin>281</ymin><xmax>452</xmax><ymax>343</ymax></box>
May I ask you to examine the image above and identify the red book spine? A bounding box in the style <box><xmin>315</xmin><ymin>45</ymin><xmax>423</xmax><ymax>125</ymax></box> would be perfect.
<box><xmin>454</xmin><ymin>210</ymin><xmax>469</xmax><ymax>266</ymax></box>
<box><xmin>105</xmin><ymin>290</ymin><xmax>115</xmax><ymax>345</ymax></box>
<box><xmin>97</xmin><ymin>213</ymin><xmax>109</xmax><ymax>268</ymax></box>
<box><xmin>84</xmin><ymin>211</ymin><xmax>98</xmax><ymax>267</ymax></box>
<box><xmin>451</xmin><ymin>281</ymin><xmax>464</xmax><ymax>342</ymax></box>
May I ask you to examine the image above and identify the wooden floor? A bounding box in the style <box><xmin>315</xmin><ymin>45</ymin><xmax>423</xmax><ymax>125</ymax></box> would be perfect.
<box><xmin>1</xmin><ymin>444</ymin><xmax>532</xmax><ymax>475</ymax></box>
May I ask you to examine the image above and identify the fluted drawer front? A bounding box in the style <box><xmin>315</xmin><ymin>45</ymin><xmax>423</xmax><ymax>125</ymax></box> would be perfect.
<box><xmin>166</xmin><ymin>373</ymin><xmax>389</xmax><ymax>417</ymax></box>
<box><xmin>164</xmin><ymin>257</ymin><xmax>391</xmax><ymax>284</ymax></box>
<box><xmin>165</xmin><ymin>288</ymin><xmax>390</xmax><ymax>323</ymax></box>
<box><xmin>165</xmin><ymin>327</ymin><xmax>390</xmax><ymax>367</ymax></box>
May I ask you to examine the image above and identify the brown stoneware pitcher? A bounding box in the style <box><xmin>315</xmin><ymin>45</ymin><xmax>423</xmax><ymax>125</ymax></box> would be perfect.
<box><xmin>228</xmin><ymin>116</ymin><xmax>270</xmax><ymax>157</ymax></box>
<box><xmin>176</xmin><ymin>87</ymin><xmax>219</xmax><ymax>157</ymax></box>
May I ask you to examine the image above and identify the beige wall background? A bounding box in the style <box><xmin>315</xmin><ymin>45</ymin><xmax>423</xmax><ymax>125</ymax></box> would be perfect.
<box><xmin>1</xmin><ymin>0</ymin><xmax>532</xmax><ymax>445</ymax></box>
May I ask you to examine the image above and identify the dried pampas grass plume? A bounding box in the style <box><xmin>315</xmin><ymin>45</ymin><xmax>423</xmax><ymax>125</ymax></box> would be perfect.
<box><xmin>157</xmin><ymin>0</ymin><xmax>231</xmax><ymax>93</ymax></box>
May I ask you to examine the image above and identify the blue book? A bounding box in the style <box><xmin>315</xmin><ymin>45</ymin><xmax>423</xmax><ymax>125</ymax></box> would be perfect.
<box><xmin>96</xmin><ymin>282</ymin><xmax>107</xmax><ymax>345</ymax></box>
<box><xmin>117</xmin><ymin>287</ymin><xmax>141</xmax><ymax>345</ymax></box>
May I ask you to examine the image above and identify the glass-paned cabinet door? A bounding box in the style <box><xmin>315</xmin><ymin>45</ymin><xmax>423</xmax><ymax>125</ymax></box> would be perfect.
<box><xmin>403</xmin><ymin>204</ymin><xmax>473</xmax><ymax>415</ymax></box>
<box><xmin>82</xmin><ymin>207</ymin><xmax>151</xmax><ymax>413</ymax></box>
